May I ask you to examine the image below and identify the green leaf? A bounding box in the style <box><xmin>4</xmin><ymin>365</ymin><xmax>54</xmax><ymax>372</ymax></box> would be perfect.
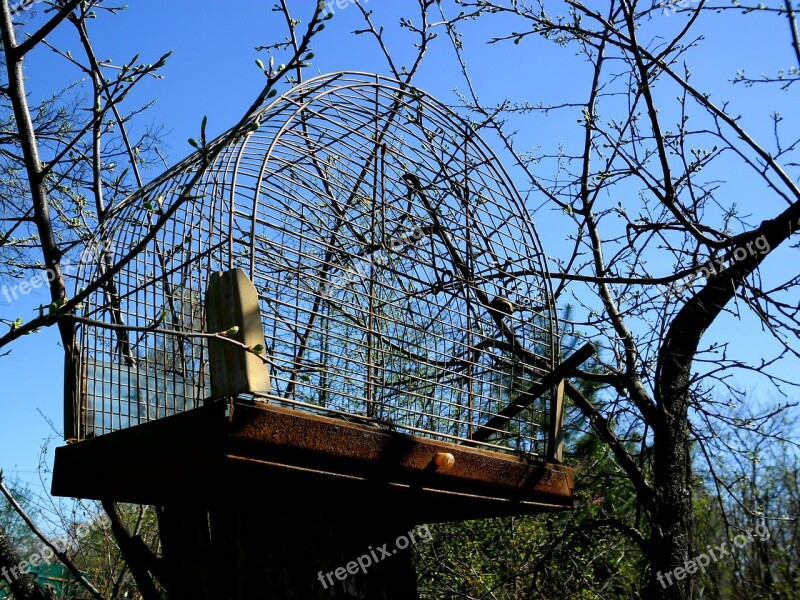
<box><xmin>188</xmin><ymin>138</ymin><xmax>199</xmax><ymax>149</ymax></box>
<box><xmin>250</xmin><ymin>344</ymin><xmax>264</xmax><ymax>354</ymax></box>
<box><xmin>267</xmin><ymin>89</ymin><xmax>277</xmax><ymax>98</ymax></box>
<box><xmin>255</xmin><ymin>58</ymin><xmax>266</xmax><ymax>71</ymax></box>
<box><xmin>225</xmin><ymin>326</ymin><xmax>240</xmax><ymax>337</ymax></box>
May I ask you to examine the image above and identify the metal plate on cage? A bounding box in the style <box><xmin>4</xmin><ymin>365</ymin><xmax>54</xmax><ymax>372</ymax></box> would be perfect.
<box><xmin>52</xmin><ymin>399</ymin><xmax>574</xmax><ymax>520</ymax></box>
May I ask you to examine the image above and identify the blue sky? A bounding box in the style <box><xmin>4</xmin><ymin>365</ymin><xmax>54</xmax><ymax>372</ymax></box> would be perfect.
<box><xmin>2</xmin><ymin>1</ymin><xmax>799</xmax><ymax>487</ymax></box>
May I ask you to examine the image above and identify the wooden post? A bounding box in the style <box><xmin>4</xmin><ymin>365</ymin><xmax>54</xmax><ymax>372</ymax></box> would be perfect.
<box><xmin>204</xmin><ymin>482</ymin><xmax>420</xmax><ymax>599</ymax></box>
<box><xmin>156</xmin><ymin>504</ymin><xmax>212</xmax><ymax>599</ymax></box>
<box><xmin>547</xmin><ymin>380</ymin><xmax>566</xmax><ymax>463</ymax></box>
<box><xmin>205</xmin><ymin>268</ymin><xmax>271</xmax><ymax>397</ymax></box>
<box><xmin>63</xmin><ymin>349</ymin><xmax>79</xmax><ymax>442</ymax></box>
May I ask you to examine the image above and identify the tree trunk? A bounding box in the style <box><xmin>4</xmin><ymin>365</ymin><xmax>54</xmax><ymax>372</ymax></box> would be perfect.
<box><xmin>652</xmin><ymin>294</ymin><xmax>701</xmax><ymax>600</ymax></box>
<box><xmin>651</xmin><ymin>406</ymin><xmax>693</xmax><ymax>599</ymax></box>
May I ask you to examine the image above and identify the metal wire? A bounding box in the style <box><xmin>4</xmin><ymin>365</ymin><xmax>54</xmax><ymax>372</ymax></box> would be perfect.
<box><xmin>72</xmin><ymin>72</ymin><xmax>558</xmax><ymax>457</ymax></box>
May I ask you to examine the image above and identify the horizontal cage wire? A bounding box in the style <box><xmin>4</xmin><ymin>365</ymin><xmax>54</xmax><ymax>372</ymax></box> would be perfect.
<box><xmin>72</xmin><ymin>72</ymin><xmax>559</xmax><ymax>457</ymax></box>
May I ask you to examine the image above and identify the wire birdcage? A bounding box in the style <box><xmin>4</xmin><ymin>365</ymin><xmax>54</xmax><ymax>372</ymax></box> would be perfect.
<box><xmin>70</xmin><ymin>71</ymin><xmax>559</xmax><ymax>458</ymax></box>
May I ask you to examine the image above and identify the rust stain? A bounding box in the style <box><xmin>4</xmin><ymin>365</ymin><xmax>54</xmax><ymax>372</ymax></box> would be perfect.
<box><xmin>53</xmin><ymin>399</ymin><xmax>574</xmax><ymax>516</ymax></box>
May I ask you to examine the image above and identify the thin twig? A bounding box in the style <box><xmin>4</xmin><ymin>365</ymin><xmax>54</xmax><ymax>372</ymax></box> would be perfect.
<box><xmin>0</xmin><ymin>474</ymin><xmax>104</xmax><ymax>599</ymax></box>
<box><xmin>67</xmin><ymin>314</ymin><xmax>273</xmax><ymax>365</ymax></box>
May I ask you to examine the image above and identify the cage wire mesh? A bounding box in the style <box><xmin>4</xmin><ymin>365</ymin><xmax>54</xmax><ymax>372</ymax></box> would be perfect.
<box><xmin>72</xmin><ymin>72</ymin><xmax>559</xmax><ymax>457</ymax></box>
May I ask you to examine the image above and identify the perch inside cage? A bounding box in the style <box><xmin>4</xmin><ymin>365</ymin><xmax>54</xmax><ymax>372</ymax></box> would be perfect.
<box><xmin>52</xmin><ymin>72</ymin><xmax>589</xmax><ymax>519</ymax></box>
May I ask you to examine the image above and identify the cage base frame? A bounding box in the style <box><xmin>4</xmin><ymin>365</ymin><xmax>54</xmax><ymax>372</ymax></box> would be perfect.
<box><xmin>52</xmin><ymin>398</ymin><xmax>574</xmax><ymax>521</ymax></box>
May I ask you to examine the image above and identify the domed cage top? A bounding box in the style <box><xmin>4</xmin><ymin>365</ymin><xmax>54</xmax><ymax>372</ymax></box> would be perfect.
<box><xmin>67</xmin><ymin>72</ymin><xmax>566</xmax><ymax>463</ymax></box>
